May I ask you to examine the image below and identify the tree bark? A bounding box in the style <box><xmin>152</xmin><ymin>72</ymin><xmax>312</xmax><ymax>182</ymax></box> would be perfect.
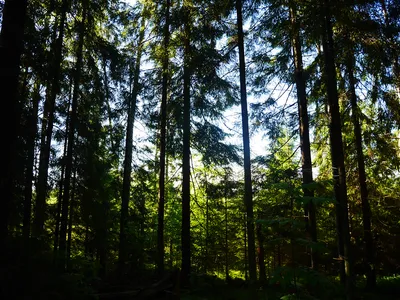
<box><xmin>0</xmin><ymin>0</ymin><xmax>28</xmax><ymax>245</ymax></box>
<box><xmin>119</xmin><ymin>14</ymin><xmax>145</xmax><ymax>271</ymax></box>
<box><xmin>224</xmin><ymin>174</ymin><xmax>229</xmax><ymax>280</ymax></box>
<box><xmin>236</xmin><ymin>0</ymin><xmax>257</xmax><ymax>281</ymax></box>
<box><xmin>321</xmin><ymin>0</ymin><xmax>354</xmax><ymax>297</ymax></box>
<box><xmin>58</xmin><ymin>0</ymin><xmax>87</xmax><ymax>271</ymax></box>
<box><xmin>181</xmin><ymin>0</ymin><xmax>192</xmax><ymax>285</ymax></box>
<box><xmin>102</xmin><ymin>59</ymin><xmax>115</xmax><ymax>153</ymax></box>
<box><xmin>205</xmin><ymin>174</ymin><xmax>209</xmax><ymax>274</ymax></box>
<box><xmin>34</xmin><ymin>0</ymin><xmax>69</xmax><ymax>237</ymax></box>
<box><xmin>157</xmin><ymin>0</ymin><xmax>171</xmax><ymax>277</ymax></box>
<box><xmin>244</xmin><ymin>214</ymin><xmax>248</xmax><ymax>281</ymax></box>
<box><xmin>23</xmin><ymin>82</ymin><xmax>40</xmax><ymax>243</ymax></box>
<box><xmin>289</xmin><ymin>4</ymin><xmax>318</xmax><ymax>269</ymax></box>
<box><xmin>66</xmin><ymin>169</ymin><xmax>77</xmax><ymax>272</ymax></box>
<box><xmin>346</xmin><ymin>53</ymin><xmax>376</xmax><ymax>289</ymax></box>
<box><xmin>53</xmin><ymin>81</ymin><xmax>72</xmax><ymax>260</ymax></box>
<box><xmin>256</xmin><ymin>218</ymin><xmax>266</xmax><ymax>283</ymax></box>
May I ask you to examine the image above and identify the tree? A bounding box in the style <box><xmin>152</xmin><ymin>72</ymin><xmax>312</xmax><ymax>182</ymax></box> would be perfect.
<box><xmin>346</xmin><ymin>50</ymin><xmax>375</xmax><ymax>289</ymax></box>
<box><xmin>289</xmin><ymin>1</ymin><xmax>318</xmax><ymax>269</ymax></box>
<box><xmin>34</xmin><ymin>0</ymin><xmax>69</xmax><ymax>237</ymax></box>
<box><xmin>119</xmin><ymin>11</ymin><xmax>146</xmax><ymax>271</ymax></box>
<box><xmin>320</xmin><ymin>0</ymin><xmax>354</xmax><ymax>296</ymax></box>
<box><xmin>0</xmin><ymin>0</ymin><xmax>28</xmax><ymax>245</ymax></box>
<box><xmin>23</xmin><ymin>82</ymin><xmax>40</xmax><ymax>243</ymax></box>
<box><xmin>236</xmin><ymin>0</ymin><xmax>257</xmax><ymax>281</ymax></box>
<box><xmin>58</xmin><ymin>0</ymin><xmax>88</xmax><ymax>270</ymax></box>
<box><xmin>181</xmin><ymin>0</ymin><xmax>192</xmax><ymax>284</ymax></box>
<box><xmin>157</xmin><ymin>0</ymin><xmax>171</xmax><ymax>277</ymax></box>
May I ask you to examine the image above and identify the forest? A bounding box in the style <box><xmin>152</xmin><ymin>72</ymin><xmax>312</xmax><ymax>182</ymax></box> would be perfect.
<box><xmin>0</xmin><ymin>0</ymin><xmax>399</xmax><ymax>299</ymax></box>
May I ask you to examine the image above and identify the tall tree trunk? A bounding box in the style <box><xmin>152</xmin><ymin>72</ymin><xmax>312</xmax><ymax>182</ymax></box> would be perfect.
<box><xmin>66</xmin><ymin>169</ymin><xmax>77</xmax><ymax>272</ymax></box>
<box><xmin>157</xmin><ymin>0</ymin><xmax>171</xmax><ymax>277</ymax></box>
<box><xmin>256</xmin><ymin>217</ymin><xmax>266</xmax><ymax>283</ymax></box>
<box><xmin>243</xmin><ymin>214</ymin><xmax>248</xmax><ymax>281</ymax></box>
<box><xmin>224</xmin><ymin>175</ymin><xmax>229</xmax><ymax>281</ymax></box>
<box><xmin>236</xmin><ymin>0</ymin><xmax>257</xmax><ymax>281</ymax></box>
<box><xmin>346</xmin><ymin>53</ymin><xmax>376</xmax><ymax>289</ymax></box>
<box><xmin>289</xmin><ymin>4</ymin><xmax>318</xmax><ymax>269</ymax></box>
<box><xmin>181</xmin><ymin>0</ymin><xmax>192</xmax><ymax>285</ymax></box>
<box><xmin>102</xmin><ymin>59</ymin><xmax>115</xmax><ymax>153</ymax></box>
<box><xmin>53</xmin><ymin>82</ymin><xmax>72</xmax><ymax>260</ymax></box>
<box><xmin>34</xmin><ymin>0</ymin><xmax>69</xmax><ymax>237</ymax></box>
<box><xmin>205</xmin><ymin>173</ymin><xmax>209</xmax><ymax>274</ymax></box>
<box><xmin>98</xmin><ymin>192</ymin><xmax>109</xmax><ymax>279</ymax></box>
<box><xmin>119</xmin><ymin>15</ymin><xmax>145</xmax><ymax>271</ymax></box>
<box><xmin>321</xmin><ymin>0</ymin><xmax>354</xmax><ymax>296</ymax></box>
<box><xmin>0</xmin><ymin>0</ymin><xmax>28</xmax><ymax>245</ymax></box>
<box><xmin>58</xmin><ymin>0</ymin><xmax>87</xmax><ymax>271</ymax></box>
<box><xmin>23</xmin><ymin>83</ymin><xmax>40</xmax><ymax>243</ymax></box>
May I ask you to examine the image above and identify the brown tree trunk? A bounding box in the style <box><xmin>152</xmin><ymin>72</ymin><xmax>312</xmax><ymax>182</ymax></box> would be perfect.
<box><xmin>289</xmin><ymin>4</ymin><xmax>318</xmax><ymax>269</ymax></box>
<box><xmin>204</xmin><ymin>173</ymin><xmax>209</xmax><ymax>273</ymax></box>
<box><xmin>181</xmin><ymin>0</ymin><xmax>192</xmax><ymax>285</ymax></box>
<box><xmin>102</xmin><ymin>59</ymin><xmax>115</xmax><ymax>153</ymax></box>
<box><xmin>23</xmin><ymin>82</ymin><xmax>40</xmax><ymax>243</ymax></box>
<box><xmin>256</xmin><ymin>221</ymin><xmax>266</xmax><ymax>283</ymax></box>
<box><xmin>157</xmin><ymin>0</ymin><xmax>171</xmax><ymax>277</ymax></box>
<box><xmin>346</xmin><ymin>53</ymin><xmax>376</xmax><ymax>289</ymax></box>
<box><xmin>58</xmin><ymin>0</ymin><xmax>87</xmax><ymax>271</ymax></box>
<box><xmin>119</xmin><ymin>14</ymin><xmax>146</xmax><ymax>271</ymax></box>
<box><xmin>66</xmin><ymin>169</ymin><xmax>77</xmax><ymax>272</ymax></box>
<box><xmin>244</xmin><ymin>214</ymin><xmax>248</xmax><ymax>281</ymax></box>
<box><xmin>224</xmin><ymin>175</ymin><xmax>229</xmax><ymax>280</ymax></box>
<box><xmin>53</xmin><ymin>81</ymin><xmax>72</xmax><ymax>260</ymax></box>
<box><xmin>34</xmin><ymin>0</ymin><xmax>69</xmax><ymax>237</ymax></box>
<box><xmin>236</xmin><ymin>0</ymin><xmax>257</xmax><ymax>281</ymax></box>
<box><xmin>0</xmin><ymin>0</ymin><xmax>28</xmax><ymax>245</ymax></box>
<box><xmin>321</xmin><ymin>0</ymin><xmax>354</xmax><ymax>297</ymax></box>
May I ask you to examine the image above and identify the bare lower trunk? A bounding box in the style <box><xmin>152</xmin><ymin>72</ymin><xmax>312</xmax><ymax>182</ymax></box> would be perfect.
<box><xmin>66</xmin><ymin>169</ymin><xmax>77</xmax><ymax>271</ymax></box>
<box><xmin>23</xmin><ymin>83</ymin><xmax>40</xmax><ymax>243</ymax></box>
<box><xmin>346</xmin><ymin>54</ymin><xmax>376</xmax><ymax>289</ymax></box>
<box><xmin>224</xmin><ymin>176</ymin><xmax>229</xmax><ymax>280</ymax></box>
<box><xmin>244</xmin><ymin>214</ymin><xmax>248</xmax><ymax>281</ymax></box>
<box><xmin>53</xmin><ymin>82</ymin><xmax>72</xmax><ymax>260</ymax></box>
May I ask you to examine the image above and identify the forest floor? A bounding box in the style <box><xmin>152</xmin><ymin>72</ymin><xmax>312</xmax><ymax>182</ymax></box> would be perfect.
<box><xmin>90</xmin><ymin>269</ymin><xmax>400</xmax><ymax>300</ymax></box>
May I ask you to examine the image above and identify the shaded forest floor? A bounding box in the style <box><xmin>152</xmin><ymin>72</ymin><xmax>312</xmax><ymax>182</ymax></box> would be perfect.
<box><xmin>178</xmin><ymin>276</ymin><xmax>400</xmax><ymax>300</ymax></box>
<box><xmin>1</xmin><ymin>240</ymin><xmax>399</xmax><ymax>300</ymax></box>
<box><xmin>2</xmin><ymin>263</ymin><xmax>400</xmax><ymax>300</ymax></box>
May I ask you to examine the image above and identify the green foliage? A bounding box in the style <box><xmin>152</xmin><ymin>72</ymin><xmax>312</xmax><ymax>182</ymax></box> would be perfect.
<box><xmin>4</xmin><ymin>0</ymin><xmax>400</xmax><ymax>298</ymax></box>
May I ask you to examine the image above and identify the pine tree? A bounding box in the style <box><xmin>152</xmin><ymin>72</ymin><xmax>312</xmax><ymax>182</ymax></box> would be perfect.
<box><xmin>236</xmin><ymin>0</ymin><xmax>257</xmax><ymax>281</ymax></box>
<box><xmin>59</xmin><ymin>0</ymin><xmax>88</xmax><ymax>270</ymax></box>
<box><xmin>181</xmin><ymin>0</ymin><xmax>192</xmax><ymax>284</ymax></box>
<box><xmin>119</xmin><ymin>12</ymin><xmax>146</xmax><ymax>271</ymax></box>
<box><xmin>157</xmin><ymin>0</ymin><xmax>171</xmax><ymax>277</ymax></box>
<box><xmin>320</xmin><ymin>0</ymin><xmax>354</xmax><ymax>296</ymax></box>
<box><xmin>0</xmin><ymin>0</ymin><xmax>28</xmax><ymax>245</ymax></box>
<box><xmin>289</xmin><ymin>1</ymin><xmax>318</xmax><ymax>269</ymax></box>
<box><xmin>34</xmin><ymin>0</ymin><xmax>69</xmax><ymax>237</ymax></box>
